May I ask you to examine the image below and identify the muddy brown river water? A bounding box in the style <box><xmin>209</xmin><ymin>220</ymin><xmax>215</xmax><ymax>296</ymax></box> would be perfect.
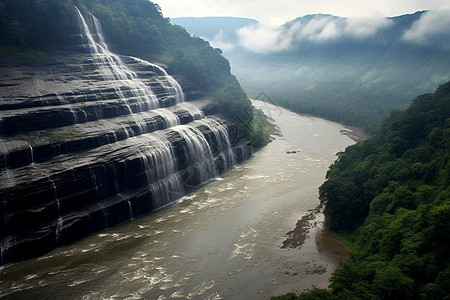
<box><xmin>0</xmin><ymin>100</ymin><xmax>356</xmax><ymax>299</ymax></box>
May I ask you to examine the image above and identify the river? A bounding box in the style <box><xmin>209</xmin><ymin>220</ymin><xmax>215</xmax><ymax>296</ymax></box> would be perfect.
<box><xmin>0</xmin><ymin>100</ymin><xmax>356</xmax><ymax>299</ymax></box>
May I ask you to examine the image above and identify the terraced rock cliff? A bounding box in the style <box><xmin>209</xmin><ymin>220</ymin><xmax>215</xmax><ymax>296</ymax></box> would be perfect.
<box><xmin>0</xmin><ymin>10</ymin><xmax>252</xmax><ymax>265</ymax></box>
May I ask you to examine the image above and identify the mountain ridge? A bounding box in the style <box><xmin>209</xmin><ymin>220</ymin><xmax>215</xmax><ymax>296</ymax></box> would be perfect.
<box><xmin>172</xmin><ymin>11</ymin><xmax>450</xmax><ymax>133</ymax></box>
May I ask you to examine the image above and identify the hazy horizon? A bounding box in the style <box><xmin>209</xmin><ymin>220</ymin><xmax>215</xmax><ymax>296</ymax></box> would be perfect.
<box><xmin>154</xmin><ymin>0</ymin><xmax>450</xmax><ymax>26</ymax></box>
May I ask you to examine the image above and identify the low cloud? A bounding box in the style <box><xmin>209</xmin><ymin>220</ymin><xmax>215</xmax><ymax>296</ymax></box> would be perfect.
<box><xmin>295</xmin><ymin>15</ymin><xmax>393</xmax><ymax>41</ymax></box>
<box><xmin>236</xmin><ymin>15</ymin><xmax>393</xmax><ymax>53</ymax></box>
<box><xmin>207</xmin><ymin>30</ymin><xmax>237</xmax><ymax>51</ymax></box>
<box><xmin>403</xmin><ymin>9</ymin><xmax>450</xmax><ymax>44</ymax></box>
<box><xmin>236</xmin><ymin>24</ymin><xmax>295</xmax><ymax>53</ymax></box>
<box><xmin>345</xmin><ymin>16</ymin><xmax>393</xmax><ymax>37</ymax></box>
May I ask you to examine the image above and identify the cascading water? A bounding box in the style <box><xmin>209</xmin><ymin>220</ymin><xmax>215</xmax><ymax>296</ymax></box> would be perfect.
<box><xmin>198</xmin><ymin>118</ymin><xmax>237</xmax><ymax>171</ymax></box>
<box><xmin>129</xmin><ymin>56</ymin><xmax>185</xmax><ymax>104</ymax></box>
<box><xmin>178</xmin><ymin>102</ymin><xmax>205</xmax><ymax>120</ymax></box>
<box><xmin>75</xmin><ymin>6</ymin><xmax>159</xmax><ymax>111</ymax></box>
<box><xmin>172</xmin><ymin>125</ymin><xmax>218</xmax><ymax>186</ymax></box>
<box><xmin>0</xmin><ymin>7</ymin><xmax>253</xmax><ymax>265</ymax></box>
<box><xmin>0</xmin><ymin>100</ymin><xmax>357</xmax><ymax>300</ymax></box>
<box><xmin>154</xmin><ymin>108</ymin><xmax>180</xmax><ymax>127</ymax></box>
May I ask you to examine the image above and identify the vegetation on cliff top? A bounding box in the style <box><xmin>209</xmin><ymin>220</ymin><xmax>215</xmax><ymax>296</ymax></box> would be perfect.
<box><xmin>273</xmin><ymin>82</ymin><xmax>450</xmax><ymax>299</ymax></box>
<box><xmin>0</xmin><ymin>0</ymin><xmax>268</xmax><ymax>146</ymax></box>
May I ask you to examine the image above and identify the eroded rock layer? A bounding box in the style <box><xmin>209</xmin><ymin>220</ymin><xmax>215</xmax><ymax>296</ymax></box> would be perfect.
<box><xmin>0</xmin><ymin>10</ymin><xmax>252</xmax><ymax>265</ymax></box>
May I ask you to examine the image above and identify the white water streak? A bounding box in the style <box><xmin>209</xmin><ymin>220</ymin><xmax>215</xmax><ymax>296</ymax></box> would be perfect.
<box><xmin>172</xmin><ymin>125</ymin><xmax>217</xmax><ymax>185</ymax></box>
<box><xmin>75</xmin><ymin>7</ymin><xmax>159</xmax><ymax>110</ymax></box>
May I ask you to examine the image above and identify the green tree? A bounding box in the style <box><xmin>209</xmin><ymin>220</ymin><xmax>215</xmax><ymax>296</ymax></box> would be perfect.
<box><xmin>288</xmin><ymin>82</ymin><xmax>450</xmax><ymax>299</ymax></box>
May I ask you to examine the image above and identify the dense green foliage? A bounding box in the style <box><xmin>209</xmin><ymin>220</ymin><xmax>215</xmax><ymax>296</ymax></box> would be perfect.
<box><xmin>0</xmin><ymin>0</ymin><xmax>268</xmax><ymax>145</ymax></box>
<box><xmin>212</xmin><ymin>83</ymin><xmax>269</xmax><ymax>147</ymax></box>
<box><xmin>249</xmin><ymin>108</ymin><xmax>270</xmax><ymax>147</ymax></box>
<box><xmin>274</xmin><ymin>82</ymin><xmax>450</xmax><ymax>299</ymax></box>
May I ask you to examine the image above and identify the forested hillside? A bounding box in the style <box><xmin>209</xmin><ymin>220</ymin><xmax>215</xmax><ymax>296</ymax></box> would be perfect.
<box><xmin>173</xmin><ymin>12</ymin><xmax>450</xmax><ymax>134</ymax></box>
<box><xmin>0</xmin><ymin>0</ymin><xmax>233</xmax><ymax>91</ymax></box>
<box><xmin>0</xmin><ymin>0</ymin><xmax>269</xmax><ymax>146</ymax></box>
<box><xmin>274</xmin><ymin>82</ymin><xmax>450</xmax><ymax>299</ymax></box>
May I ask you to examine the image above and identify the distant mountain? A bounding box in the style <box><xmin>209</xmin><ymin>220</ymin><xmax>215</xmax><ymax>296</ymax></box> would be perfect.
<box><xmin>172</xmin><ymin>17</ymin><xmax>258</xmax><ymax>38</ymax></box>
<box><xmin>171</xmin><ymin>17</ymin><xmax>258</xmax><ymax>49</ymax></box>
<box><xmin>174</xmin><ymin>12</ymin><xmax>450</xmax><ymax>133</ymax></box>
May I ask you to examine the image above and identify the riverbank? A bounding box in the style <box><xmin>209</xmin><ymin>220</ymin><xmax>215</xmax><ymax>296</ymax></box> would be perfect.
<box><xmin>280</xmin><ymin>206</ymin><xmax>350</xmax><ymax>268</ymax></box>
<box><xmin>264</xmin><ymin>107</ymin><xmax>362</xmax><ymax>293</ymax></box>
<box><xmin>1</xmin><ymin>100</ymin><xmax>357</xmax><ymax>299</ymax></box>
<box><xmin>262</xmin><ymin>104</ymin><xmax>361</xmax><ymax>259</ymax></box>
<box><xmin>266</xmin><ymin>115</ymin><xmax>283</xmax><ymax>142</ymax></box>
<box><xmin>340</xmin><ymin>125</ymin><xmax>368</xmax><ymax>142</ymax></box>
<box><xmin>257</xmin><ymin>99</ymin><xmax>368</xmax><ymax>143</ymax></box>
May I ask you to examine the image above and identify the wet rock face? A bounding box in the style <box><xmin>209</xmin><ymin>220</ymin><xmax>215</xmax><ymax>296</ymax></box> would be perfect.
<box><xmin>0</xmin><ymin>51</ymin><xmax>252</xmax><ymax>265</ymax></box>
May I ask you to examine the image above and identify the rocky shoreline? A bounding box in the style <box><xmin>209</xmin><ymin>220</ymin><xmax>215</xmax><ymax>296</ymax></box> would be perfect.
<box><xmin>255</xmin><ymin>100</ymin><xmax>359</xmax><ymax>292</ymax></box>
<box><xmin>340</xmin><ymin>125</ymin><xmax>368</xmax><ymax>142</ymax></box>
<box><xmin>280</xmin><ymin>206</ymin><xmax>350</xmax><ymax>285</ymax></box>
<box><xmin>281</xmin><ymin>209</ymin><xmax>316</xmax><ymax>249</ymax></box>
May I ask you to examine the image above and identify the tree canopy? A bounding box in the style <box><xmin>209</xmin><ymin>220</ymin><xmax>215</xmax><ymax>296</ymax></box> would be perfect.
<box><xmin>273</xmin><ymin>81</ymin><xmax>450</xmax><ymax>299</ymax></box>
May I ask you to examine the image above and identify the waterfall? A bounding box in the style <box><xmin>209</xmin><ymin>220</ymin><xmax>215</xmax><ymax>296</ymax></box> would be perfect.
<box><xmin>0</xmin><ymin>7</ymin><xmax>252</xmax><ymax>265</ymax></box>
<box><xmin>178</xmin><ymin>102</ymin><xmax>205</xmax><ymax>120</ymax></box>
<box><xmin>0</xmin><ymin>9</ymin><xmax>188</xmax><ymax>135</ymax></box>
<box><xmin>139</xmin><ymin>136</ymin><xmax>179</xmax><ymax>183</ymax></box>
<box><xmin>127</xmin><ymin>200</ymin><xmax>133</xmax><ymax>219</ymax></box>
<box><xmin>147</xmin><ymin>173</ymin><xmax>184</xmax><ymax>209</ymax></box>
<box><xmin>75</xmin><ymin>7</ymin><xmax>159</xmax><ymax>111</ymax></box>
<box><xmin>29</xmin><ymin>145</ymin><xmax>34</xmax><ymax>164</ymax></box>
<box><xmin>198</xmin><ymin>118</ymin><xmax>236</xmax><ymax>171</ymax></box>
<box><xmin>155</xmin><ymin>108</ymin><xmax>180</xmax><ymax>127</ymax></box>
<box><xmin>129</xmin><ymin>56</ymin><xmax>185</xmax><ymax>104</ymax></box>
<box><xmin>172</xmin><ymin>125</ymin><xmax>218</xmax><ymax>186</ymax></box>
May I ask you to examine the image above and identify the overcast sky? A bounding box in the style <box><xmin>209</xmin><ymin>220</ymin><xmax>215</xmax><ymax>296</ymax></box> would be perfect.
<box><xmin>154</xmin><ymin>0</ymin><xmax>450</xmax><ymax>26</ymax></box>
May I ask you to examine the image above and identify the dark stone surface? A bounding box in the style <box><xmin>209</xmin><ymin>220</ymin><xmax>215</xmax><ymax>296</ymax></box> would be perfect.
<box><xmin>0</xmin><ymin>51</ymin><xmax>253</xmax><ymax>265</ymax></box>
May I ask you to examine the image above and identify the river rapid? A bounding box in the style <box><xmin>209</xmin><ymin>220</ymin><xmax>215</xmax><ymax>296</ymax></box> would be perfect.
<box><xmin>0</xmin><ymin>100</ymin><xmax>356</xmax><ymax>299</ymax></box>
